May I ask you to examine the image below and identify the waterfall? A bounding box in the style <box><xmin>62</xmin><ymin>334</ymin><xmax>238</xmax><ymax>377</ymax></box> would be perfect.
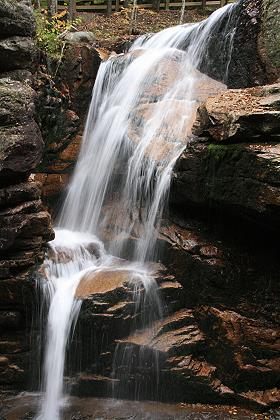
<box><xmin>37</xmin><ymin>3</ymin><xmax>239</xmax><ymax>419</ymax></box>
<box><xmin>36</xmin><ymin>230</ymin><xmax>105</xmax><ymax>419</ymax></box>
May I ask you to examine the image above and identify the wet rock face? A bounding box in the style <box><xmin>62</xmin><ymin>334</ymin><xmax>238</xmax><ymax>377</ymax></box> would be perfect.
<box><xmin>226</xmin><ymin>0</ymin><xmax>266</xmax><ymax>88</ymax></box>
<box><xmin>67</xmin><ymin>214</ymin><xmax>280</xmax><ymax>410</ymax></box>
<box><xmin>59</xmin><ymin>43</ymin><xmax>101</xmax><ymax>124</ymax></box>
<box><xmin>0</xmin><ymin>0</ymin><xmax>54</xmax><ymax>390</ymax></box>
<box><xmin>171</xmin><ymin>83</ymin><xmax>280</xmax><ymax>232</ymax></box>
<box><xmin>260</xmin><ymin>0</ymin><xmax>280</xmax><ymax>81</ymax></box>
<box><xmin>178</xmin><ymin>0</ymin><xmax>264</xmax><ymax>88</ymax></box>
<box><xmin>185</xmin><ymin>0</ymin><xmax>280</xmax><ymax>88</ymax></box>
<box><xmin>65</xmin><ymin>81</ymin><xmax>280</xmax><ymax>410</ymax></box>
<box><xmin>0</xmin><ymin>174</ymin><xmax>53</xmax><ymax>389</ymax></box>
<box><xmin>33</xmin><ymin>68</ymin><xmax>80</xmax><ymax>213</ymax></box>
<box><xmin>34</xmin><ymin>45</ymin><xmax>101</xmax><ymax>211</ymax></box>
<box><xmin>172</xmin><ymin>141</ymin><xmax>280</xmax><ymax>230</ymax></box>
<box><xmin>0</xmin><ymin>188</ymin><xmax>53</xmax><ymax>390</ymax></box>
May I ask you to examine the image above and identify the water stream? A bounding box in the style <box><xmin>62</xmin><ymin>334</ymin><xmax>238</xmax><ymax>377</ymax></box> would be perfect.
<box><xmin>37</xmin><ymin>4</ymin><xmax>239</xmax><ymax>419</ymax></box>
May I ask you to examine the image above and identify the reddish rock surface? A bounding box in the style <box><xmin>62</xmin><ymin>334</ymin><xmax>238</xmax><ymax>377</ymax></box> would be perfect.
<box><xmin>65</xmin><ymin>214</ymin><xmax>280</xmax><ymax>409</ymax></box>
<box><xmin>171</xmin><ymin>83</ymin><xmax>280</xmax><ymax>232</ymax></box>
<box><xmin>34</xmin><ymin>44</ymin><xmax>101</xmax><ymax>210</ymax></box>
<box><xmin>62</xmin><ymin>78</ymin><xmax>280</xmax><ymax>405</ymax></box>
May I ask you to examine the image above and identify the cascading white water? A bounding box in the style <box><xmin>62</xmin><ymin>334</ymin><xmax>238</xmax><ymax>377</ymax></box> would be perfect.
<box><xmin>36</xmin><ymin>230</ymin><xmax>106</xmax><ymax>420</ymax></box>
<box><xmin>38</xmin><ymin>4</ymin><xmax>239</xmax><ymax>419</ymax></box>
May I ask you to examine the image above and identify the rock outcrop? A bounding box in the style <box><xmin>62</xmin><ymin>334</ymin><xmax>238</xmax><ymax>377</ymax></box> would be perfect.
<box><xmin>0</xmin><ymin>79</ymin><xmax>43</xmax><ymax>185</ymax></box>
<box><xmin>171</xmin><ymin>83</ymin><xmax>280</xmax><ymax>231</ymax></box>
<box><xmin>0</xmin><ymin>0</ymin><xmax>37</xmax><ymax>73</ymax></box>
<box><xmin>34</xmin><ymin>0</ymin><xmax>280</xmax><ymax>210</ymax></box>
<box><xmin>34</xmin><ymin>44</ymin><xmax>101</xmax><ymax>211</ymax></box>
<box><xmin>58</xmin><ymin>81</ymin><xmax>280</xmax><ymax>410</ymax></box>
<box><xmin>1</xmin><ymin>0</ymin><xmax>278</xmax><ymax>411</ymax></box>
<box><xmin>0</xmin><ymin>0</ymin><xmax>53</xmax><ymax>390</ymax></box>
<box><xmin>65</xmin><ymin>211</ymin><xmax>279</xmax><ymax>410</ymax></box>
<box><xmin>181</xmin><ymin>0</ymin><xmax>280</xmax><ymax>88</ymax></box>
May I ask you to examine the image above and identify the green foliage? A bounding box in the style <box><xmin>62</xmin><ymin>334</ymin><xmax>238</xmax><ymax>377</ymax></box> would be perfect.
<box><xmin>207</xmin><ymin>143</ymin><xmax>228</xmax><ymax>161</ymax></box>
<box><xmin>35</xmin><ymin>9</ymin><xmax>82</xmax><ymax>59</ymax></box>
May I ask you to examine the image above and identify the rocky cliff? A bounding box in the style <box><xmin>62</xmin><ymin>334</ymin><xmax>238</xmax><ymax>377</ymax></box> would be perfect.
<box><xmin>34</xmin><ymin>40</ymin><xmax>101</xmax><ymax>213</ymax></box>
<box><xmin>53</xmin><ymin>56</ymin><xmax>280</xmax><ymax>412</ymax></box>
<box><xmin>0</xmin><ymin>0</ymin><xmax>53</xmax><ymax>390</ymax></box>
<box><xmin>0</xmin><ymin>0</ymin><xmax>279</xmax><ymax>412</ymax></box>
<box><xmin>180</xmin><ymin>0</ymin><xmax>280</xmax><ymax>88</ymax></box>
<box><xmin>33</xmin><ymin>0</ymin><xmax>280</xmax><ymax>213</ymax></box>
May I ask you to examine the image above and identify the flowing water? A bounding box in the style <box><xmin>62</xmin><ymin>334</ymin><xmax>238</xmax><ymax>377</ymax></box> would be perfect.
<box><xmin>37</xmin><ymin>4</ymin><xmax>240</xmax><ymax>419</ymax></box>
<box><xmin>36</xmin><ymin>231</ymin><xmax>105</xmax><ymax>419</ymax></box>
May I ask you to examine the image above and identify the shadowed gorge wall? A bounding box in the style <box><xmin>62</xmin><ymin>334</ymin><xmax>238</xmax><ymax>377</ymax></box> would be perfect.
<box><xmin>0</xmin><ymin>0</ymin><xmax>53</xmax><ymax>390</ymax></box>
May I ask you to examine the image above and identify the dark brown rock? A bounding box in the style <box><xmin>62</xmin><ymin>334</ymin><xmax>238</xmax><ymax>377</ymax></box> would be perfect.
<box><xmin>0</xmin><ymin>36</ymin><xmax>37</xmax><ymax>73</ymax></box>
<box><xmin>0</xmin><ymin>182</ymin><xmax>40</xmax><ymax>209</ymax></box>
<box><xmin>178</xmin><ymin>0</ymin><xmax>265</xmax><ymax>88</ymax></box>
<box><xmin>159</xmin><ymin>217</ymin><xmax>279</xmax><ymax>322</ymax></box>
<box><xmin>0</xmin><ymin>0</ymin><xmax>54</xmax><ymax>393</ymax></box>
<box><xmin>59</xmin><ymin>44</ymin><xmax>101</xmax><ymax>122</ymax></box>
<box><xmin>0</xmin><ymin>0</ymin><xmax>35</xmax><ymax>39</ymax></box>
<box><xmin>177</xmin><ymin>0</ymin><xmax>279</xmax><ymax>88</ymax></box>
<box><xmin>0</xmin><ymin>209</ymin><xmax>53</xmax><ymax>252</ymax></box>
<box><xmin>33</xmin><ymin>44</ymin><xmax>101</xmax><ymax>209</ymax></box>
<box><xmin>192</xmin><ymin>84</ymin><xmax>280</xmax><ymax>142</ymax></box>
<box><xmin>0</xmin><ymin>122</ymin><xmax>44</xmax><ymax>186</ymax></box>
<box><xmin>0</xmin><ymin>311</ymin><xmax>22</xmax><ymax>330</ymax></box>
<box><xmin>196</xmin><ymin>307</ymin><xmax>280</xmax><ymax>408</ymax></box>
<box><xmin>171</xmin><ymin>83</ymin><xmax>280</xmax><ymax>232</ymax></box>
<box><xmin>0</xmin><ymin>79</ymin><xmax>44</xmax><ymax>186</ymax></box>
<box><xmin>172</xmin><ymin>141</ymin><xmax>280</xmax><ymax>230</ymax></box>
<box><xmin>0</xmin><ymin>352</ymin><xmax>29</xmax><ymax>385</ymax></box>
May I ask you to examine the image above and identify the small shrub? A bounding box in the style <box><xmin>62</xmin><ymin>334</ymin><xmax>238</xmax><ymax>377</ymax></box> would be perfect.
<box><xmin>35</xmin><ymin>9</ymin><xmax>82</xmax><ymax>59</ymax></box>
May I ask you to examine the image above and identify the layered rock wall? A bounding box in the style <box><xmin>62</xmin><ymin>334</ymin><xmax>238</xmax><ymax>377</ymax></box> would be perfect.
<box><xmin>0</xmin><ymin>0</ymin><xmax>53</xmax><ymax>390</ymax></box>
<box><xmin>60</xmin><ymin>68</ymin><xmax>280</xmax><ymax>411</ymax></box>
<box><xmin>1</xmin><ymin>0</ymin><xmax>279</xmax><ymax>409</ymax></box>
<box><xmin>34</xmin><ymin>42</ymin><xmax>101</xmax><ymax>212</ymax></box>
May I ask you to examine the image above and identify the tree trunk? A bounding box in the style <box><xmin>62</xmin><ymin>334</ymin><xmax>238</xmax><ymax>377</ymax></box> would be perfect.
<box><xmin>179</xmin><ymin>0</ymin><xmax>186</xmax><ymax>24</ymax></box>
<box><xmin>68</xmin><ymin>0</ymin><xmax>76</xmax><ymax>21</ymax></box>
<box><xmin>201</xmin><ymin>0</ymin><xmax>206</xmax><ymax>10</ymax></box>
<box><xmin>130</xmin><ymin>0</ymin><xmax>138</xmax><ymax>34</ymax></box>
<box><xmin>47</xmin><ymin>0</ymin><xmax>57</xmax><ymax>16</ymax></box>
<box><xmin>107</xmin><ymin>0</ymin><xmax>112</xmax><ymax>15</ymax></box>
<box><xmin>152</xmin><ymin>0</ymin><xmax>160</xmax><ymax>12</ymax></box>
